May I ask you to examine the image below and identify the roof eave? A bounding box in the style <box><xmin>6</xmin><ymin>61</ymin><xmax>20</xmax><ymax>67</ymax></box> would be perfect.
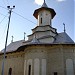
<box><xmin>33</xmin><ymin>7</ymin><xmax>56</xmax><ymax>19</ymax></box>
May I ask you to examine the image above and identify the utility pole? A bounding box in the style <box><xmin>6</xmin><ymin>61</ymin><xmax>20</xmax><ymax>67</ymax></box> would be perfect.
<box><xmin>1</xmin><ymin>6</ymin><xmax>15</xmax><ymax>75</ymax></box>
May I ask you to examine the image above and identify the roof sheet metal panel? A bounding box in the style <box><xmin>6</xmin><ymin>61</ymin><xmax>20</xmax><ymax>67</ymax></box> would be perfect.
<box><xmin>54</xmin><ymin>32</ymin><xmax>74</xmax><ymax>44</ymax></box>
<box><xmin>1</xmin><ymin>40</ymin><xmax>24</xmax><ymax>52</ymax></box>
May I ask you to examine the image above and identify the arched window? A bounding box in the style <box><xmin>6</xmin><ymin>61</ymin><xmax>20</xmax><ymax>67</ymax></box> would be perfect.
<box><xmin>54</xmin><ymin>72</ymin><xmax>57</xmax><ymax>75</ymax></box>
<box><xmin>28</xmin><ymin>65</ymin><xmax>31</xmax><ymax>75</ymax></box>
<box><xmin>50</xmin><ymin>19</ymin><xmax>51</xmax><ymax>25</ymax></box>
<box><xmin>41</xmin><ymin>18</ymin><xmax>42</xmax><ymax>24</ymax></box>
<box><xmin>27</xmin><ymin>59</ymin><xmax>32</xmax><ymax>75</ymax></box>
<box><xmin>8</xmin><ymin>68</ymin><xmax>12</xmax><ymax>75</ymax></box>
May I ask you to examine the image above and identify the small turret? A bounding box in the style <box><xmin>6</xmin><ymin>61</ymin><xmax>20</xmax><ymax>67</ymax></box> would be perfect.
<box><xmin>28</xmin><ymin>0</ymin><xmax>57</xmax><ymax>43</ymax></box>
<box><xmin>33</xmin><ymin>0</ymin><xmax>56</xmax><ymax>26</ymax></box>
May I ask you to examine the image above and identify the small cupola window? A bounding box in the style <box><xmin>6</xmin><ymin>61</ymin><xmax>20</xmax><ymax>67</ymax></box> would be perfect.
<box><xmin>41</xmin><ymin>18</ymin><xmax>42</xmax><ymax>24</ymax></box>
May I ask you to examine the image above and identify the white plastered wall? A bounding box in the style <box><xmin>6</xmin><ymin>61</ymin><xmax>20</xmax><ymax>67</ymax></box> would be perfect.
<box><xmin>34</xmin><ymin>58</ymin><xmax>40</xmax><ymax>75</ymax></box>
<box><xmin>41</xmin><ymin>59</ymin><xmax>46</xmax><ymax>75</ymax></box>
<box><xmin>66</xmin><ymin>59</ymin><xmax>74</xmax><ymax>75</ymax></box>
<box><xmin>38</xmin><ymin>10</ymin><xmax>52</xmax><ymax>26</ymax></box>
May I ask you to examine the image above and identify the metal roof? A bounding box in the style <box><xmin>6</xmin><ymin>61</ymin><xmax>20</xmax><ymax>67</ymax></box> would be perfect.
<box><xmin>54</xmin><ymin>32</ymin><xmax>74</xmax><ymax>44</ymax></box>
<box><xmin>31</xmin><ymin>38</ymin><xmax>40</xmax><ymax>44</ymax></box>
<box><xmin>33</xmin><ymin>1</ymin><xmax>56</xmax><ymax>19</ymax></box>
<box><xmin>0</xmin><ymin>32</ymin><xmax>75</xmax><ymax>54</ymax></box>
<box><xmin>0</xmin><ymin>32</ymin><xmax>74</xmax><ymax>53</ymax></box>
<box><xmin>1</xmin><ymin>40</ymin><xmax>24</xmax><ymax>53</ymax></box>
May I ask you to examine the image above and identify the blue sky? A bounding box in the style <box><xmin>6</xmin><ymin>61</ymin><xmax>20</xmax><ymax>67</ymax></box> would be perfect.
<box><xmin>0</xmin><ymin>0</ymin><xmax>75</xmax><ymax>50</ymax></box>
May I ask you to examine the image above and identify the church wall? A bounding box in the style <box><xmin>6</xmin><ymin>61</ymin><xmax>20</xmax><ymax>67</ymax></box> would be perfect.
<box><xmin>23</xmin><ymin>45</ymin><xmax>75</xmax><ymax>75</ymax></box>
<box><xmin>28</xmin><ymin>31</ymin><xmax>56</xmax><ymax>41</ymax></box>
<box><xmin>63</xmin><ymin>47</ymin><xmax>75</xmax><ymax>75</ymax></box>
<box><xmin>23</xmin><ymin>45</ymin><xmax>64</xmax><ymax>75</ymax></box>
<box><xmin>32</xmin><ymin>25</ymin><xmax>56</xmax><ymax>34</ymax></box>
<box><xmin>24</xmin><ymin>45</ymin><xmax>47</xmax><ymax>75</ymax></box>
<box><xmin>38</xmin><ymin>10</ymin><xmax>52</xmax><ymax>26</ymax></box>
<box><xmin>46</xmin><ymin>46</ymin><xmax>65</xmax><ymax>75</ymax></box>
<box><xmin>0</xmin><ymin>55</ymin><xmax>3</xmax><ymax>75</ymax></box>
<box><xmin>34</xmin><ymin>58</ymin><xmax>40</xmax><ymax>75</ymax></box>
<box><xmin>74</xmin><ymin>48</ymin><xmax>75</xmax><ymax>75</ymax></box>
<box><xmin>35</xmin><ymin>31</ymin><xmax>56</xmax><ymax>38</ymax></box>
<box><xmin>66</xmin><ymin>59</ymin><xmax>74</xmax><ymax>75</ymax></box>
<box><xmin>41</xmin><ymin>59</ymin><xmax>46</xmax><ymax>75</ymax></box>
<box><xmin>0</xmin><ymin>52</ymin><xmax>24</xmax><ymax>75</ymax></box>
<box><xmin>0</xmin><ymin>45</ymin><xmax>75</xmax><ymax>75</ymax></box>
<box><xmin>39</xmin><ymin>37</ymin><xmax>54</xmax><ymax>43</ymax></box>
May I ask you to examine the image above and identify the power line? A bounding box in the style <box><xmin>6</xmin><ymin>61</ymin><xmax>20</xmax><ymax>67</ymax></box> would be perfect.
<box><xmin>0</xmin><ymin>5</ymin><xmax>7</xmax><ymax>10</ymax></box>
<box><xmin>3</xmin><ymin>0</ymin><xmax>7</xmax><ymax>6</ymax></box>
<box><xmin>0</xmin><ymin>24</ymin><xmax>8</xmax><ymax>41</ymax></box>
<box><xmin>13</xmin><ymin>12</ymin><xmax>36</xmax><ymax>24</ymax></box>
<box><xmin>0</xmin><ymin>13</ymin><xmax>7</xmax><ymax>16</ymax></box>
<box><xmin>0</xmin><ymin>5</ymin><xmax>36</xmax><ymax>25</ymax></box>
<box><xmin>2</xmin><ymin>0</ymin><xmax>9</xmax><ymax>6</ymax></box>
<box><xmin>6</xmin><ymin>0</ymin><xmax>9</xmax><ymax>5</ymax></box>
<box><xmin>0</xmin><ymin>13</ymin><xmax>8</xmax><ymax>25</ymax></box>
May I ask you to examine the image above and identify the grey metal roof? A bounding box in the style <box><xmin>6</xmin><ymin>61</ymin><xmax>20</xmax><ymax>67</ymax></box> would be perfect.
<box><xmin>1</xmin><ymin>40</ymin><xmax>24</xmax><ymax>53</ymax></box>
<box><xmin>30</xmin><ymin>38</ymin><xmax>40</xmax><ymax>44</ymax></box>
<box><xmin>54</xmin><ymin>32</ymin><xmax>74</xmax><ymax>44</ymax></box>
<box><xmin>33</xmin><ymin>1</ymin><xmax>56</xmax><ymax>19</ymax></box>
<box><xmin>0</xmin><ymin>32</ymin><xmax>74</xmax><ymax>53</ymax></box>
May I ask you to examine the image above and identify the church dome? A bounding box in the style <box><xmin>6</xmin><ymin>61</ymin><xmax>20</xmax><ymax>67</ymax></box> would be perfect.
<box><xmin>33</xmin><ymin>0</ymin><xmax>56</xmax><ymax>19</ymax></box>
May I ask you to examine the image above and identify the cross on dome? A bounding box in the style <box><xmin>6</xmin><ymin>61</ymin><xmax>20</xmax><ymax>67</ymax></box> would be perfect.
<box><xmin>63</xmin><ymin>23</ymin><xmax>66</xmax><ymax>32</ymax></box>
<box><xmin>11</xmin><ymin>36</ymin><xmax>14</xmax><ymax>43</ymax></box>
<box><xmin>42</xmin><ymin>0</ymin><xmax>48</xmax><ymax>7</ymax></box>
<box><xmin>44</xmin><ymin>0</ymin><xmax>45</xmax><ymax>3</ymax></box>
<box><xmin>33</xmin><ymin>0</ymin><xmax>56</xmax><ymax>19</ymax></box>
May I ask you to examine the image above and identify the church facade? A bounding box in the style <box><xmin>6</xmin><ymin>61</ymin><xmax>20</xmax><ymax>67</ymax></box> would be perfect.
<box><xmin>0</xmin><ymin>1</ymin><xmax>75</xmax><ymax>75</ymax></box>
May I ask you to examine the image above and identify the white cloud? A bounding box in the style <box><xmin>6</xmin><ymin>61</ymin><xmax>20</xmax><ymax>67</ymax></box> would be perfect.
<box><xmin>34</xmin><ymin>0</ymin><xmax>44</xmax><ymax>5</ymax></box>
<box><xmin>56</xmin><ymin>0</ymin><xmax>66</xmax><ymax>2</ymax></box>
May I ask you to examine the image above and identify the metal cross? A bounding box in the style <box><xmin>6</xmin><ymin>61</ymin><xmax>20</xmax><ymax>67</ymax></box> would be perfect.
<box><xmin>63</xmin><ymin>23</ymin><xmax>66</xmax><ymax>32</ymax></box>
<box><xmin>24</xmin><ymin>32</ymin><xmax>26</xmax><ymax>41</ymax></box>
<box><xmin>11</xmin><ymin>36</ymin><xmax>14</xmax><ymax>43</ymax></box>
<box><xmin>44</xmin><ymin>0</ymin><xmax>45</xmax><ymax>3</ymax></box>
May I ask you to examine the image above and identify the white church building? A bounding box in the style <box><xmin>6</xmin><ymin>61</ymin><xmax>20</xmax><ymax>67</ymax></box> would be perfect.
<box><xmin>0</xmin><ymin>0</ymin><xmax>75</xmax><ymax>75</ymax></box>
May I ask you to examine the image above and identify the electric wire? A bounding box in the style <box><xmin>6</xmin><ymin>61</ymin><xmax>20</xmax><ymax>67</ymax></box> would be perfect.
<box><xmin>6</xmin><ymin>0</ymin><xmax>9</xmax><ymax>5</ymax></box>
<box><xmin>0</xmin><ymin>5</ymin><xmax>36</xmax><ymax>25</ymax></box>
<box><xmin>0</xmin><ymin>14</ymin><xmax>8</xmax><ymax>41</ymax></box>
<box><xmin>0</xmin><ymin>13</ymin><xmax>8</xmax><ymax>26</ymax></box>
<box><xmin>13</xmin><ymin>12</ymin><xmax>36</xmax><ymax>24</ymax></box>
<box><xmin>3</xmin><ymin>0</ymin><xmax>7</xmax><ymax>6</ymax></box>
<box><xmin>0</xmin><ymin>5</ymin><xmax>37</xmax><ymax>42</ymax></box>
<box><xmin>3</xmin><ymin>0</ymin><xmax>9</xmax><ymax>7</ymax></box>
<box><xmin>0</xmin><ymin>24</ymin><xmax>8</xmax><ymax>41</ymax></box>
<box><xmin>0</xmin><ymin>12</ymin><xmax>7</xmax><ymax>16</ymax></box>
<box><xmin>0</xmin><ymin>5</ymin><xmax>7</xmax><ymax>10</ymax></box>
